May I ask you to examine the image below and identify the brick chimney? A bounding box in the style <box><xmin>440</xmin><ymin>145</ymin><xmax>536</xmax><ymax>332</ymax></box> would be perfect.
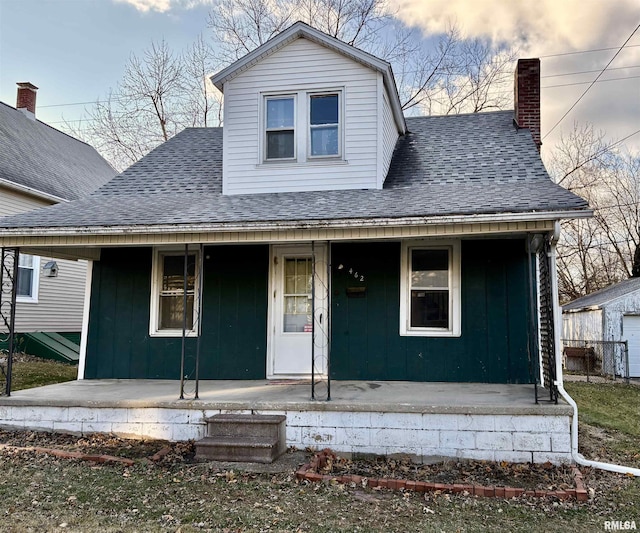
<box><xmin>16</xmin><ymin>82</ymin><xmax>38</xmax><ymax>118</ymax></box>
<box><xmin>514</xmin><ymin>59</ymin><xmax>541</xmax><ymax>150</ymax></box>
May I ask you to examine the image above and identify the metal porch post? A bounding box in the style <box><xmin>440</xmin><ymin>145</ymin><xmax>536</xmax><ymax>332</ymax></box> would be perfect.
<box><xmin>194</xmin><ymin>243</ymin><xmax>204</xmax><ymax>399</ymax></box>
<box><xmin>526</xmin><ymin>235</ymin><xmax>542</xmax><ymax>403</ymax></box>
<box><xmin>0</xmin><ymin>247</ymin><xmax>19</xmax><ymax>397</ymax></box>
<box><xmin>179</xmin><ymin>244</ymin><xmax>188</xmax><ymax>399</ymax></box>
<box><xmin>311</xmin><ymin>241</ymin><xmax>316</xmax><ymax>400</ymax></box>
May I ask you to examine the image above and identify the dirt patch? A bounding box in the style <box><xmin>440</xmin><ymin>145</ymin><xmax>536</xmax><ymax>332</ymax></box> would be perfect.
<box><xmin>321</xmin><ymin>453</ymin><xmax>576</xmax><ymax>491</ymax></box>
<box><xmin>0</xmin><ymin>429</ymin><xmax>192</xmax><ymax>463</ymax></box>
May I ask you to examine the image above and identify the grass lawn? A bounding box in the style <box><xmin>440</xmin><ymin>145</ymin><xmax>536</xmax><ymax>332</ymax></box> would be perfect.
<box><xmin>0</xmin><ymin>437</ymin><xmax>638</xmax><ymax>533</ymax></box>
<box><xmin>8</xmin><ymin>355</ymin><xmax>78</xmax><ymax>391</ymax></box>
<box><xmin>565</xmin><ymin>381</ymin><xmax>640</xmax><ymax>469</ymax></box>
<box><xmin>564</xmin><ymin>381</ymin><xmax>640</xmax><ymax>436</ymax></box>
<box><xmin>0</xmin><ymin>364</ymin><xmax>638</xmax><ymax>532</ymax></box>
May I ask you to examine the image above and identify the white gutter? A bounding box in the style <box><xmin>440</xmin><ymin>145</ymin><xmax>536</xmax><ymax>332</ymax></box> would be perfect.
<box><xmin>0</xmin><ymin>177</ymin><xmax>68</xmax><ymax>204</ymax></box>
<box><xmin>0</xmin><ymin>208</ymin><xmax>594</xmax><ymax>238</ymax></box>
<box><xmin>549</xmin><ymin>221</ymin><xmax>640</xmax><ymax>476</ymax></box>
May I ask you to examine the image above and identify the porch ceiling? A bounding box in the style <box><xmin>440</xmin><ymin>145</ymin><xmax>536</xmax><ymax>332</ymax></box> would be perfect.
<box><xmin>0</xmin><ymin>380</ymin><xmax>572</xmax><ymax>416</ymax></box>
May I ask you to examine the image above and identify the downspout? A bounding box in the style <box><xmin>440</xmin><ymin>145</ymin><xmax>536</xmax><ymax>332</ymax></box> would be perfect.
<box><xmin>549</xmin><ymin>221</ymin><xmax>640</xmax><ymax>476</ymax></box>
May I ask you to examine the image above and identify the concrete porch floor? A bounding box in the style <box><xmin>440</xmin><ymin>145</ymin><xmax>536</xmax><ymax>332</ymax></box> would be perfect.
<box><xmin>0</xmin><ymin>379</ymin><xmax>571</xmax><ymax>416</ymax></box>
<box><xmin>0</xmin><ymin>380</ymin><xmax>575</xmax><ymax>463</ymax></box>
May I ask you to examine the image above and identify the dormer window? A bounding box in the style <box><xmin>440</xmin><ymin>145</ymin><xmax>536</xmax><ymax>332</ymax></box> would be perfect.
<box><xmin>265</xmin><ymin>96</ymin><xmax>295</xmax><ymax>160</ymax></box>
<box><xmin>261</xmin><ymin>89</ymin><xmax>343</xmax><ymax>164</ymax></box>
<box><xmin>309</xmin><ymin>93</ymin><xmax>340</xmax><ymax>157</ymax></box>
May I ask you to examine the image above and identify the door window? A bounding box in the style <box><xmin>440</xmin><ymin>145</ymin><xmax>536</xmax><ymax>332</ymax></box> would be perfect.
<box><xmin>283</xmin><ymin>257</ymin><xmax>312</xmax><ymax>332</ymax></box>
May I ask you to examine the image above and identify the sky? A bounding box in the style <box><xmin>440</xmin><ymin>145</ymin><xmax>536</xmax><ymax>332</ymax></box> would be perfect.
<box><xmin>0</xmin><ymin>0</ymin><xmax>639</xmax><ymax>161</ymax></box>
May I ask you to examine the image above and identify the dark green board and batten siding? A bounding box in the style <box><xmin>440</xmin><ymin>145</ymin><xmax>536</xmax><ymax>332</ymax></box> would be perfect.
<box><xmin>84</xmin><ymin>246</ymin><xmax>268</xmax><ymax>379</ymax></box>
<box><xmin>85</xmin><ymin>240</ymin><xmax>533</xmax><ymax>384</ymax></box>
<box><xmin>330</xmin><ymin>241</ymin><xmax>533</xmax><ymax>383</ymax></box>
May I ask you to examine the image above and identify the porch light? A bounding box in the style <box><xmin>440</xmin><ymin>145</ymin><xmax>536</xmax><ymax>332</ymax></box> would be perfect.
<box><xmin>42</xmin><ymin>261</ymin><xmax>58</xmax><ymax>277</ymax></box>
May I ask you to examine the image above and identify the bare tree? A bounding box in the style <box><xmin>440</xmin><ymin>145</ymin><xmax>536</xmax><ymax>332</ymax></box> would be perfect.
<box><xmin>207</xmin><ymin>0</ymin><xmax>295</xmax><ymax>63</ymax></box>
<box><xmin>120</xmin><ymin>39</ymin><xmax>184</xmax><ymax>142</ymax></box>
<box><xmin>592</xmin><ymin>154</ymin><xmax>640</xmax><ymax>278</ymax></box>
<box><xmin>65</xmin><ymin>38</ymin><xmax>222</xmax><ymax>171</ymax></box>
<box><xmin>182</xmin><ymin>34</ymin><xmax>223</xmax><ymax>128</ymax></box>
<box><xmin>208</xmin><ymin>0</ymin><xmax>516</xmax><ymax>115</ymax></box>
<box><xmin>208</xmin><ymin>0</ymin><xmax>391</xmax><ymax>62</ymax></box>
<box><xmin>71</xmin><ymin>2</ymin><xmax>515</xmax><ymax>170</ymax></box>
<box><xmin>549</xmin><ymin>123</ymin><xmax>640</xmax><ymax>303</ymax></box>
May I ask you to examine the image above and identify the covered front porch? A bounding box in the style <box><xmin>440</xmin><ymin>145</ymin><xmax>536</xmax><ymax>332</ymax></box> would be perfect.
<box><xmin>0</xmin><ymin>379</ymin><xmax>572</xmax><ymax>464</ymax></box>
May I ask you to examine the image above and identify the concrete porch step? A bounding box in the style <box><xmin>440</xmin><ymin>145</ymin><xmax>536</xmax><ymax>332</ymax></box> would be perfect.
<box><xmin>198</xmin><ymin>414</ymin><xmax>287</xmax><ymax>463</ymax></box>
<box><xmin>195</xmin><ymin>436</ymin><xmax>283</xmax><ymax>463</ymax></box>
<box><xmin>205</xmin><ymin>414</ymin><xmax>286</xmax><ymax>440</ymax></box>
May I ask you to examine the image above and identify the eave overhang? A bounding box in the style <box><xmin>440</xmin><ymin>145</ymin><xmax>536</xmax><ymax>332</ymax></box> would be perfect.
<box><xmin>0</xmin><ymin>177</ymin><xmax>68</xmax><ymax>204</ymax></box>
<box><xmin>0</xmin><ymin>209</ymin><xmax>593</xmax><ymax>255</ymax></box>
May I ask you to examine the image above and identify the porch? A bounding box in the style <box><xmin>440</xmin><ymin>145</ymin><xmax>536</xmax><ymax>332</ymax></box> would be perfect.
<box><xmin>0</xmin><ymin>379</ymin><xmax>573</xmax><ymax>464</ymax></box>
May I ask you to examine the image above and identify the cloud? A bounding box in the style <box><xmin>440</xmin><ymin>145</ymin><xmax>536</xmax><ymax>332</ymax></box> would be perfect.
<box><xmin>395</xmin><ymin>0</ymin><xmax>639</xmax><ymax>56</ymax></box>
<box><xmin>113</xmin><ymin>0</ymin><xmax>172</xmax><ymax>12</ymax></box>
<box><xmin>395</xmin><ymin>1</ymin><xmax>640</xmax><ymax>153</ymax></box>
<box><xmin>113</xmin><ymin>0</ymin><xmax>213</xmax><ymax>13</ymax></box>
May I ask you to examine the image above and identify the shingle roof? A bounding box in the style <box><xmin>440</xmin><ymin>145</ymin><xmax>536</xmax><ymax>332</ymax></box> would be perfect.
<box><xmin>0</xmin><ymin>110</ymin><xmax>589</xmax><ymax>231</ymax></box>
<box><xmin>563</xmin><ymin>278</ymin><xmax>640</xmax><ymax>311</ymax></box>
<box><xmin>0</xmin><ymin>102</ymin><xmax>115</xmax><ymax>200</ymax></box>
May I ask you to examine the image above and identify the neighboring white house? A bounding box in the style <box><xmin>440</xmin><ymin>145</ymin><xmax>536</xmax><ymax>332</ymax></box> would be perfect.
<box><xmin>562</xmin><ymin>277</ymin><xmax>640</xmax><ymax>377</ymax></box>
<box><xmin>0</xmin><ymin>83</ymin><xmax>115</xmax><ymax>342</ymax></box>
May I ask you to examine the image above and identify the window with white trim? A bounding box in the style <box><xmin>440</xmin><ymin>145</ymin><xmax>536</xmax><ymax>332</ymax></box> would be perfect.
<box><xmin>17</xmin><ymin>254</ymin><xmax>40</xmax><ymax>302</ymax></box>
<box><xmin>265</xmin><ymin>95</ymin><xmax>295</xmax><ymax>160</ymax></box>
<box><xmin>150</xmin><ymin>249</ymin><xmax>199</xmax><ymax>336</ymax></box>
<box><xmin>400</xmin><ymin>241</ymin><xmax>461</xmax><ymax>337</ymax></box>
<box><xmin>262</xmin><ymin>89</ymin><xmax>343</xmax><ymax>163</ymax></box>
<box><xmin>309</xmin><ymin>93</ymin><xmax>340</xmax><ymax>157</ymax></box>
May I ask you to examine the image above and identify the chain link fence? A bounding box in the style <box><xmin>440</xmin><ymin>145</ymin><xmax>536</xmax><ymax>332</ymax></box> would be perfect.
<box><xmin>562</xmin><ymin>339</ymin><xmax>630</xmax><ymax>382</ymax></box>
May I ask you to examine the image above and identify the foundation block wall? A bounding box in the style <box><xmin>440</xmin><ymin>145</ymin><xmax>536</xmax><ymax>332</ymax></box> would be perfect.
<box><xmin>0</xmin><ymin>405</ymin><xmax>573</xmax><ymax>464</ymax></box>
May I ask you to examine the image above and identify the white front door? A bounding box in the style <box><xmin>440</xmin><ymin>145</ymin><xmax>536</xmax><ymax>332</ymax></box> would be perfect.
<box><xmin>269</xmin><ymin>244</ymin><xmax>327</xmax><ymax>378</ymax></box>
<box><xmin>623</xmin><ymin>315</ymin><xmax>640</xmax><ymax>378</ymax></box>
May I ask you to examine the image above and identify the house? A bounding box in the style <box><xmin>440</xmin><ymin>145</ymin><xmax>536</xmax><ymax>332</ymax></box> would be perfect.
<box><xmin>563</xmin><ymin>277</ymin><xmax>640</xmax><ymax>378</ymax></box>
<box><xmin>0</xmin><ymin>23</ymin><xmax>592</xmax><ymax>463</ymax></box>
<box><xmin>0</xmin><ymin>83</ymin><xmax>115</xmax><ymax>357</ymax></box>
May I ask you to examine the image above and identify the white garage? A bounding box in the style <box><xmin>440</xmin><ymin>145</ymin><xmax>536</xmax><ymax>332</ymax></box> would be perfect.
<box><xmin>563</xmin><ymin>278</ymin><xmax>640</xmax><ymax>378</ymax></box>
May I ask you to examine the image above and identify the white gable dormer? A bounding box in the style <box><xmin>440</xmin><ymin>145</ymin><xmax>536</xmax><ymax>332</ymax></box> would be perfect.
<box><xmin>211</xmin><ymin>22</ymin><xmax>406</xmax><ymax>196</ymax></box>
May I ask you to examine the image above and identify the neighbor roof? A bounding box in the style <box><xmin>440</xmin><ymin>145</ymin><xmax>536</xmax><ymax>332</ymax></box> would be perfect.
<box><xmin>0</xmin><ymin>102</ymin><xmax>115</xmax><ymax>201</ymax></box>
<box><xmin>0</xmin><ymin>110</ymin><xmax>589</xmax><ymax>233</ymax></box>
<box><xmin>563</xmin><ymin>277</ymin><xmax>640</xmax><ymax>311</ymax></box>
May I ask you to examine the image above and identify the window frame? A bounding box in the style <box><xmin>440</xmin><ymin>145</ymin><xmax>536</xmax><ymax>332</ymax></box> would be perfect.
<box><xmin>260</xmin><ymin>88</ymin><xmax>344</xmax><ymax>164</ymax></box>
<box><xmin>16</xmin><ymin>254</ymin><xmax>40</xmax><ymax>303</ymax></box>
<box><xmin>307</xmin><ymin>91</ymin><xmax>342</xmax><ymax>160</ymax></box>
<box><xmin>149</xmin><ymin>247</ymin><xmax>200</xmax><ymax>338</ymax></box>
<box><xmin>399</xmin><ymin>240</ymin><xmax>461</xmax><ymax>337</ymax></box>
<box><xmin>264</xmin><ymin>94</ymin><xmax>297</xmax><ymax>162</ymax></box>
